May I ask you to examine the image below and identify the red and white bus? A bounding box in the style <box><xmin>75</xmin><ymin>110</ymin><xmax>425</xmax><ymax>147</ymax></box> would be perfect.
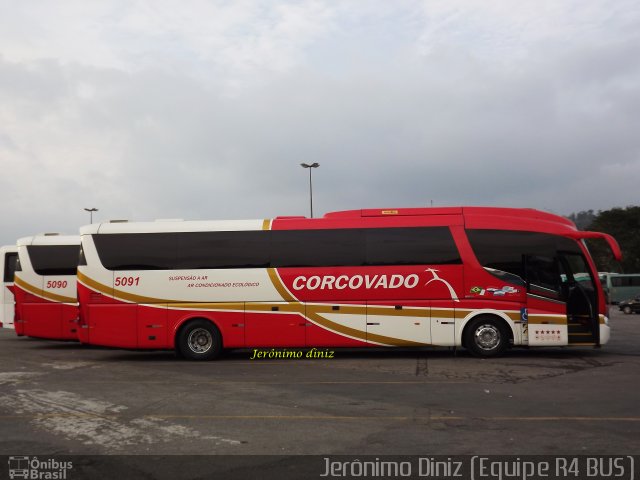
<box><xmin>14</xmin><ymin>234</ymin><xmax>81</xmax><ymax>340</ymax></box>
<box><xmin>0</xmin><ymin>245</ymin><xmax>19</xmax><ymax>329</ymax></box>
<box><xmin>77</xmin><ymin>207</ymin><xmax>621</xmax><ymax>360</ymax></box>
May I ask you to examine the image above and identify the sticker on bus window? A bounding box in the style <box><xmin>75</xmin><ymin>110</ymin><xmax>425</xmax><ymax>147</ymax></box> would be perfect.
<box><xmin>470</xmin><ymin>285</ymin><xmax>519</xmax><ymax>296</ymax></box>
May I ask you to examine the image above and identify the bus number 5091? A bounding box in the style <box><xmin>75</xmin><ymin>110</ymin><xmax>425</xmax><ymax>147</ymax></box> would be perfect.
<box><xmin>115</xmin><ymin>276</ymin><xmax>140</xmax><ymax>287</ymax></box>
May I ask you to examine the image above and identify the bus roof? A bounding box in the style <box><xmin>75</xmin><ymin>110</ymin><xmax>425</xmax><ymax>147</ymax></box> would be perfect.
<box><xmin>17</xmin><ymin>234</ymin><xmax>81</xmax><ymax>246</ymax></box>
<box><xmin>0</xmin><ymin>244</ymin><xmax>18</xmax><ymax>254</ymax></box>
<box><xmin>325</xmin><ymin>207</ymin><xmax>573</xmax><ymax>225</ymax></box>
<box><xmin>81</xmin><ymin>219</ymin><xmax>266</xmax><ymax>235</ymax></box>
<box><xmin>81</xmin><ymin>207</ymin><xmax>576</xmax><ymax>235</ymax></box>
<box><xmin>77</xmin><ymin>206</ymin><xmax>621</xmax><ymax>261</ymax></box>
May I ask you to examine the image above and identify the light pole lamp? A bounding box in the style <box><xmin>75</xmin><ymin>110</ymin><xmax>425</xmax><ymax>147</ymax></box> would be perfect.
<box><xmin>300</xmin><ymin>163</ymin><xmax>319</xmax><ymax>218</ymax></box>
<box><xmin>84</xmin><ymin>207</ymin><xmax>98</xmax><ymax>224</ymax></box>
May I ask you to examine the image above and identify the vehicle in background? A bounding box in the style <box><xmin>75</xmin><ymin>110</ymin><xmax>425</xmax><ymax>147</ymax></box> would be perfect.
<box><xmin>599</xmin><ymin>273</ymin><xmax>640</xmax><ymax>304</ymax></box>
<box><xmin>77</xmin><ymin>207</ymin><xmax>621</xmax><ymax>360</ymax></box>
<box><xmin>14</xmin><ymin>234</ymin><xmax>80</xmax><ymax>340</ymax></box>
<box><xmin>618</xmin><ymin>296</ymin><xmax>640</xmax><ymax>314</ymax></box>
<box><xmin>0</xmin><ymin>245</ymin><xmax>18</xmax><ymax>329</ymax></box>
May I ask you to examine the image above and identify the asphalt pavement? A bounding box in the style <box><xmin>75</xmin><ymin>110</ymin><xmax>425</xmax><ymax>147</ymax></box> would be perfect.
<box><xmin>0</xmin><ymin>309</ymin><xmax>638</xmax><ymax>457</ymax></box>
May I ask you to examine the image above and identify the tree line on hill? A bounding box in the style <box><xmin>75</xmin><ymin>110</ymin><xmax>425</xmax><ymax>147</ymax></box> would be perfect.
<box><xmin>567</xmin><ymin>206</ymin><xmax>640</xmax><ymax>273</ymax></box>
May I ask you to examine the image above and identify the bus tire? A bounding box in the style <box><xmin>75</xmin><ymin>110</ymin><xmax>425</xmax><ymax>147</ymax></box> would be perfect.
<box><xmin>464</xmin><ymin>316</ymin><xmax>509</xmax><ymax>357</ymax></box>
<box><xmin>623</xmin><ymin>306</ymin><xmax>632</xmax><ymax>315</ymax></box>
<box><xmin>176</xmin><ymin>319</ymin><xmax>222</xmax><ymax>361</ymax></box>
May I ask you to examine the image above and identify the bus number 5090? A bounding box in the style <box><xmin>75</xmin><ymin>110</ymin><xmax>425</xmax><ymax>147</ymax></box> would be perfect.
<box><xmin>115</xmin><ymin>276</ymin><xmax>140</xmax><ymax>287</ymax></box>
<box><xmin>46</xmin><ymin>280</ymin><xmax>68</xmax><ymax>289</ymax></box>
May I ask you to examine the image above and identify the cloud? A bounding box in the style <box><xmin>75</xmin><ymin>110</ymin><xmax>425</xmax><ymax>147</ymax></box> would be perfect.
<box><xmin>0</xmin><ymin>0</ymin><xmax>639</xmax><ymax>244</ymax></box>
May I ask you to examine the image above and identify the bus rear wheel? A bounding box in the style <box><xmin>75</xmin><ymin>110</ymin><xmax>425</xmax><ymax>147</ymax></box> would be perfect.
<box><xmin>464</xmin><ymin>316</ymin><xmax>509</xmax><ymax>357</ymax></box>
<box><xmin>177</xmin><ymin>319</ymin><xmax>222</xmax><ymax>361</ymax></box>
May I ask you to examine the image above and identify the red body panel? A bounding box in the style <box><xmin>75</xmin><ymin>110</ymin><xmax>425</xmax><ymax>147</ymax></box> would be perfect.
<box><xmin>77</xmin><ymin>282</ymin><xmax>372</xmax><ymax>349</ymax></box>
<box><xmin>277</xmin><ymin>265</ymin><xmax>464</xmax><ymax>303</ymax></box>
<box><xmin>245</xmin><ymin>309</ymin><xmax>306</xmax><ymax>347</ymax></box>
<box><xmin>13</xmin><ymin>285</ymin><xmax>78</xmax><ymax>340</ymax></box>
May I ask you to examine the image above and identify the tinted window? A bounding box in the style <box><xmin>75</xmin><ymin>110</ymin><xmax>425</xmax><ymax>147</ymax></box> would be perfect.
<box><xmin>94</xmin><ymin>227</ymin><xmax>461</xmax><ymax>270</ymax></box>
<box><xmin>612</xmin><ymin>277</ymin><xmax>624</xmax><ymax>287</ymax></box>
<box><xmin>94</xmin><ymin>233</ymin><xmax>176</xmax><ymax>270</ymax></box>
<box><xmin>26</xmin><ymin>246</ymin><xmax>80</xmax><ymax>276</ymax></box>
<box><xmin>3</xmin><ymin>252</ymin><xmax>18</xmax><ymax>282</ymax></box>
<box><xmin>525</xmin><ymin>255</ymin><xmax>561</xmax><ymax>294</ymax></box>
<box><xmin>365</xmin><ymin>227</ymin><xmax>460</xmax><ymax>265</ymax></box>
<box><xmin>178</xmin><ymin>231</ymin><xmax>270</xmax><ymax>268</ymax></box>
<box><xmin>467</xmin><ymin>230</ymin><xmax>580</xmax><ymax>280</ymax></box>
<box><xmin>611</xmin><ymin>276</ymin><xmax>640</xmax><ymax>287</ymax></box>
<box><xmin>271</xmin><ymin>229</ymin><xmax>364</xmax><ymax>267</ymax></box>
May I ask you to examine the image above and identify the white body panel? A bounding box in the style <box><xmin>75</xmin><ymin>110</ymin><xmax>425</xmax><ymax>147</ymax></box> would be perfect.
<box><xmin>81</xmin><ymin>219</ymin><xmax>265</xmax><ymax>235</ymax></box>
<box><xmin>1</xmin><ymin>245</ymin><xmax>18</xmax><ymax>328</ymax></box>
<box><xmin>366</xmin><ymin>313</ymin><xmax>431</xmax><ymax>345</ymax></box>
<box><xmin>600</xmin><ymin>322</ymin><xmax>611</xmax><ymax>345</ymax></box>
<box><xmin>14</xmin><ymin>235</ymin><xmax>80</xmax><ymax>305</ymax></box>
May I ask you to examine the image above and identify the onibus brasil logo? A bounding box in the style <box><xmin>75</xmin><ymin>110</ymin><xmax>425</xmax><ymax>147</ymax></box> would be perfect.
<box><xmin>8</xmin><ymin>456</ymin><xmax>73</xmax><ymax>479</ymax></box>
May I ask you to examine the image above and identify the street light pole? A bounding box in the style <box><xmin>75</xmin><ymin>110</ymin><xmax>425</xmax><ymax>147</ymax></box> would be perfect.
<box><xmin>300</xmin><ymin>163</ymin><xmax>319</xmax><ymax>218</ymax></box>
<box><xmin>84</xmin><ymin>207</ymin><xmax>98</xmax><ymax>224</ymax></box>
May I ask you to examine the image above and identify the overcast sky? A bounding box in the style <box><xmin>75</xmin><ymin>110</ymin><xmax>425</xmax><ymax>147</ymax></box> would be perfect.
<box><xmin>1</xmin><ymin>0</ymin><xmax>639</xmax><ymax>244</ymax></box>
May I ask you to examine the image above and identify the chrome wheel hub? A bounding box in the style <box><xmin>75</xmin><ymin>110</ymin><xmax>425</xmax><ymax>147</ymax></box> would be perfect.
<box><xmin>474</xmin><ymin>324</ymin><xmax>500</xmax><ymax>350</ymax></box>
<box><xmin>187</xmin><ymin>328</ymin><xmax>213</xmax><ymax>354</ymax></box>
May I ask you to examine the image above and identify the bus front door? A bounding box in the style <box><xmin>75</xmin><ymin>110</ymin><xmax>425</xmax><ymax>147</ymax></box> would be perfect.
<box><xmin>524</xmin><ymin>255</ymin><xmax>569</xmax><ymax>347</ymax></box>
<box><xmin>558</xmin><ymin>253</ymin><xmax>600</xmax><ymax>345</ymax></box>
<box><xmin>524</xmin><ymin>253</ymin><xmax>600</xmax><ymax>346</ymax></box>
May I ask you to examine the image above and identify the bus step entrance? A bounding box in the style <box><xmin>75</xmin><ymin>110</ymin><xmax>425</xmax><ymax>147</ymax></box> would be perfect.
<box><xmin>567</xmin><ymin>317</ymin><xmax>596</xmax><ymax>344</ymax></box>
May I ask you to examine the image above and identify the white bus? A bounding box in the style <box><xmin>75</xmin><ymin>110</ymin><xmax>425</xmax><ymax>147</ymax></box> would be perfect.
<box><xmin>14</xmin><ymin>234</ymin><xmax>81</xmax><ymax>340</ymax></box>
<box><xmin>0</xmin><ymin>245</ymin><xmax>19</xmax><ymax>329</ymax></box>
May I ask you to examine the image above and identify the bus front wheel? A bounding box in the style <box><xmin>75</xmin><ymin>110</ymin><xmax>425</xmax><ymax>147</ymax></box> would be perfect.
<box><xmin>464</xmin><ymin>316</ymin><xmax>509</xmax><ymax>357</ymax></box>
<box><xmin>177</xmin><ymin>319</ymin><xmax>222</xmax><ymax>361</ymax></box>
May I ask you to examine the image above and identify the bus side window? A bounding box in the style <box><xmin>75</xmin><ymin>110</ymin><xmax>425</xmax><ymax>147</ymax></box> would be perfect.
<box><xmin>4</xmin><ymin>253</ymin><xmax>18</xmax><ymax>282</ymax></box>
<box><xmin>524</xmin><ymin>255</ymin><xmax>561</xmax><ymax>300</ymax></box>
